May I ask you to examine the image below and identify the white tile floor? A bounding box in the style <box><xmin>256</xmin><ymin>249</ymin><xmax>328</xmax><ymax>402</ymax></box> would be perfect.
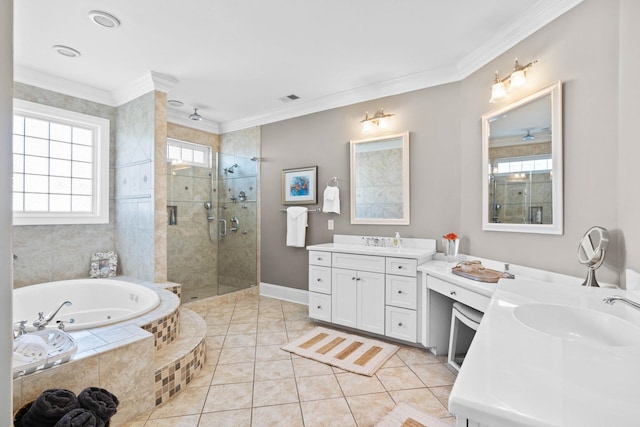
<box><xmin>122</xmin><ymin>292</ymin><xmax>457</xmax><ymax>427</ymax></box>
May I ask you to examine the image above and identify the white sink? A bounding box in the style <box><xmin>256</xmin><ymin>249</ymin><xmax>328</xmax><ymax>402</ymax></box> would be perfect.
<box><xmin>513</xmin><ymin>303</ymin><xmax>640</xmax><ymax>346</ymax></box>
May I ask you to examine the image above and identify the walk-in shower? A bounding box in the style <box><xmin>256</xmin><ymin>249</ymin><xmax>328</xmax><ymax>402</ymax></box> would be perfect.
<box><xmin>166</xmin><ymin>143</ymin><xmax>258</xmax><ymax>300</ymax></box>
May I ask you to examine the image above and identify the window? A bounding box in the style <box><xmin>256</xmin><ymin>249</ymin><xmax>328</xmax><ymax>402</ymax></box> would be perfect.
<box><xmin>167</xmin><ymin>138</ymin><xmax>212</xmax><ymax>168</ymax></box>
<box><xmin>12</xmin><ymin>99</ymin><xmax>110</xmax><ymax>225</ymax></box>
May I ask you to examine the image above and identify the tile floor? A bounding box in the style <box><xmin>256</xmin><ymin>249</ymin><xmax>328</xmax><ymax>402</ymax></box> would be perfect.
<box><xmin>122</xmin><ymin>292</ymin><xmax>457</xmax><ymax>427</ymax></box>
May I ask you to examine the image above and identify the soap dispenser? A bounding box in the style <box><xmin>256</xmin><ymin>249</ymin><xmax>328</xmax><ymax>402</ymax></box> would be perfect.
<box><xmin>393</xmin><ymin>232</ymin><xmax>402</xmax><ymax>250</ymax></box>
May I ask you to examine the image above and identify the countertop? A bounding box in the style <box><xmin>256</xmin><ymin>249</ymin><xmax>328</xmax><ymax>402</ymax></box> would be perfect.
<box><xmin>307</xmin><ymin>242</ymin><xmax>435</xmax><ymax>262</ymax></box>
<box><xmin>449</xmin><ymin>279</ymin><xmax>640</xmax><ymax>426</ymax></box>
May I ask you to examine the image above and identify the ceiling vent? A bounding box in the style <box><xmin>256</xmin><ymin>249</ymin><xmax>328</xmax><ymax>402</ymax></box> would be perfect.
<box><xmin>279</xmin><ymin>94</ymin><xmax>300</xmax><ymax>103</ymax></box>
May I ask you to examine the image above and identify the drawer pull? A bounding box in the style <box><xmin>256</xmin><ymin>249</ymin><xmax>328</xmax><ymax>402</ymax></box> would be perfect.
<box><xmin>450</xmin><ymin>290</ymin><xmax>457</xmax><ymax>296</ymax></box>
<box><xmin>397</xmin><ymin>290</ymin><xmax>403</xmax><ymax>294</ymax></box>
<box><xmin>316</xmin><ymin>278</ymin><xmax>322</xmax><ymax>282</ymax></box>
<box><xmin>398</xmin><ymin>322</ymin><xmax>403</xmax><ymax>327</ymax></box>
<box><xmin>317</xmin><ymin>257</ymin><xmax>323</xmax><ymax>261</ymax></box>
<box><xmin>317</xmin><ymin>305</ymin><xmax>322</xmax><ymax>309</ymax></box>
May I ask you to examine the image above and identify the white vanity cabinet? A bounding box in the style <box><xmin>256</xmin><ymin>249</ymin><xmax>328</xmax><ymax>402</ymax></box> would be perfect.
<box><xmin>331</xmin><ymin>253</ymin><xmax>386</xmax><ymax>335</ymax></box>
<box><xmin>306</xmin><ymin>238</ymin><xmax>437</xmax><ymax>344</ymax></box>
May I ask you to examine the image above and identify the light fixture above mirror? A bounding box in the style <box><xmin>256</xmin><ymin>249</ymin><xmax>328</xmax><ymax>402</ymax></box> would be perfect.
<box><xmin>360</xmin><ymin>108</ymin><xmax>394</xmax><ymax>132</ymax></box>
<box><xmin>489</xmin><ymin>59</ymin><xmax>537</xmax><ymax>103</ymax></box>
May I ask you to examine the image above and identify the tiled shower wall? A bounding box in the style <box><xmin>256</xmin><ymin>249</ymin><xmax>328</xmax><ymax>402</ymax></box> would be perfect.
<box><xmin>114</xmin><ymin>92</ymin><xmax>157</xmax><ymax>282</ymax></box>
<box><xmin>218</xmin><ymin>127</ymin><xmax>260</xmax><ymax>293</ymax></box>
<box><xmin>12</xmin><ymin>83</ymin><xmax>117</xmax><ymax>288</ymax></box>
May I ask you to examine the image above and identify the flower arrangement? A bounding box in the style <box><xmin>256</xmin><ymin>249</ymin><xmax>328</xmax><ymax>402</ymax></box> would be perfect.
<box><xmin>443</xmin><ymin>232</ymin><xmax>458</xmax><ymax>241</ymax></box>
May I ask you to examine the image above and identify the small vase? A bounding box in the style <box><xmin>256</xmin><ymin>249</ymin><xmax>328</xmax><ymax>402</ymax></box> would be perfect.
<box><xmin>443</xmin><ymin>238</ymin><xmax>459</xmax><ymax>262</ymax></box>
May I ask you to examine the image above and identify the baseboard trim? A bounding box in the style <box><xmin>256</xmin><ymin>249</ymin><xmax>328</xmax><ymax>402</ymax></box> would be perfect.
<box><xmin>259</xmin><ymin>282</ymin><xmax>309</xmax><ymax>305</ymax></box>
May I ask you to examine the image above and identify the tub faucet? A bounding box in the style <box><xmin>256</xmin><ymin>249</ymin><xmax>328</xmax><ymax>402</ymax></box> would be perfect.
<box><xmin>33</xmin><ymin>301</ymin><xmax>72</xmax><ymax>330</ymax></box>
<box><xmin>501</xmin><ymin>263</ymin><xmax>515</xmax><ymax>279</ymax></box>
<box><xmin>603</xmin><ymin>295</ymin><xmax>640</xmax><ymax>312</ymax></box>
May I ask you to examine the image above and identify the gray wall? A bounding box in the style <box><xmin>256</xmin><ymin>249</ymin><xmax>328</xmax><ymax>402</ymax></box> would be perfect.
<box><xmin>261</xmin><ymin>0</ymin><xmax>632</xmax><ymax>289</ymax></box>
<box><xmin>617</xmin><ymin>0</ymin><xmax>640</xmax><ymax>286</ymax></box>
<box><xmin>2</xmin><ymin>0</ymin><xmax>13</xmax><ymax>422</ymax></box>
<box><xmin>261</xmin><ymin>83</ymin><xmax>461</xmax><ymax>290</ymax></box>
<box><xmin>12</xmin><ymin>83</ymin><xmax>117</xmax><ymax>288</ymax></box>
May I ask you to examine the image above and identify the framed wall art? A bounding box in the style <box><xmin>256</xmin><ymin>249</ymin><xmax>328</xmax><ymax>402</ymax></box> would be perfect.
<box><xmin>282</xmin><ymin>166</ymin><xmax>318</xmax><ymax>205</ymax></box>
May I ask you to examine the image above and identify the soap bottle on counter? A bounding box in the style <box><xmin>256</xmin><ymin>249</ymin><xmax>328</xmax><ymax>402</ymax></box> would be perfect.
<box><xmin>393</xmin><ymin>232</ymin><xmax>402</xmax><ymax>250</ymax></box>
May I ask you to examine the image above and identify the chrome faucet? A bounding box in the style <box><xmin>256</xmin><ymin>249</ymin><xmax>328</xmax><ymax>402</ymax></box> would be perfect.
<box><xmin>603</xmin><ymin>295</ymin><xmax>640</xmax><ymax>312</ymax></box>
<box><xmin>501</xmin><ymin>263</ymin><xmax>515</xmax><ymax>279</ymax></box>
<box><xmin>32</xmin><ymin>301</ymin><xmax>72</xmax><ymax>330</ymax></box>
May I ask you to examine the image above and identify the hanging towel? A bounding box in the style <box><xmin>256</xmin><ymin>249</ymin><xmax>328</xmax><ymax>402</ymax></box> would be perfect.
<box><xmin>286</xmin><ymin>207</ymin><xmax>308</xmax><ymax>247</ymax></box>
<box><xmin>323</xmin><ymin>186</ymin><xmax>341</xmax><ymax>214</ymax></box>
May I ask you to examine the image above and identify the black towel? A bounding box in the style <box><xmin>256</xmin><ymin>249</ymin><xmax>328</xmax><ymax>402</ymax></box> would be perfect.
<box><xmin>53</xmin><ymin>408</ymin><xmax>98</xmax><ymax>427</ymax></box>
<box><xmin>19</xmin><ymin>388</ymin><xmax>78</xmax><ymax>427</ymax></box>
<box><xmin>77</xmin><ymin>387</ymin><xmax>118</xmax><ymax>424</ymax></box>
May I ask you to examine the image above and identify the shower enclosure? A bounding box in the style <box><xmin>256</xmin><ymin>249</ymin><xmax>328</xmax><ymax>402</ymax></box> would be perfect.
<box><xmin>167</xmin><ymin>151</ymin><xmax>258</xmax><ymax>301</ymax></box>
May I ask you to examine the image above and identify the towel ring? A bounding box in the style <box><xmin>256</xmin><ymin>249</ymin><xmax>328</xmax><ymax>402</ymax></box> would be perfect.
<box><xmin>326</xmin><ymin>177</ymin><xmax>339</xmax><ymax>187</ymax></box>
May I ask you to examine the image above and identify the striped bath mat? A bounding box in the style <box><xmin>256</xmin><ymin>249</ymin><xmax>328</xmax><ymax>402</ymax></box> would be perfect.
<box><xmin>375</xmin><ymin>403</ymin><xmax>452</xmax><ymax>427</ymax></box>
<box><xmin>281</xmin><ymin>326</ymin><xmax>398</xmax><ymax>376</ymax></box>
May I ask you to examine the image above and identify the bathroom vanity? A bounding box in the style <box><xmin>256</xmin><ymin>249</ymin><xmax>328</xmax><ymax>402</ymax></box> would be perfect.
<box><xmin>306</xmin><ymin>234</ymin><xmax>435</xmax><ymax>344</ymax></box>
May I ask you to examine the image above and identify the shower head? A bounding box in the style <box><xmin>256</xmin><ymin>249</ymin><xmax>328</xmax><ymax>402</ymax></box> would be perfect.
<box><xmin>225</xmin><ymin>163</ymin><xmax>239</xmax><ymax>174</ymax></box>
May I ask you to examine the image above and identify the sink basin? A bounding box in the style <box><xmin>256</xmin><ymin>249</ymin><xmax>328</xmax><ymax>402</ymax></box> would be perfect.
<box><xmin>513</xmin><ymin>303</ymin><xmax>640</xmax><ymax>346</ymax></box>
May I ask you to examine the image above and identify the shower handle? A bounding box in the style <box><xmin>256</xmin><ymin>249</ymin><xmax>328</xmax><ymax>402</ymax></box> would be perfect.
<box><xmin>219</xmin><ymin>219</ymin><xmax>227</xmax><ymax>237</ymax></box>
<box><xmin>230</xmin><ymin>216</ymin><xmax>239</xmax><ymax>233</ymax></box>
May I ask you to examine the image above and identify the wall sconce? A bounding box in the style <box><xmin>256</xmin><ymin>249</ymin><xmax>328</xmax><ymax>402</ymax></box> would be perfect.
<box><xmin>360</xmin><ymin>108</ymin><xmax>394</xmax><ymax>132</ymax></box>
<box><xmin>489</xmin><ymin>58</ymin><xmax>537</xmax><ymax>103</ymax></box>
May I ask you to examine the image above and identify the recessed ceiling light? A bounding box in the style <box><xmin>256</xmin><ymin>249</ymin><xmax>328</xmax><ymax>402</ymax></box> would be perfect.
<box><xmin>167</xmin><ymin>100</ymin><xmax>184</xmax><ymax>107</ymax></box>
<box><xmin>53</xmin><ymin>45</ymin><xmax>81</xmax><ymax>58</ymax></box>
<box><xmin>89</xmin><ymin>10</ymin><xmax>121</xmax><ymax>28</ymax></box>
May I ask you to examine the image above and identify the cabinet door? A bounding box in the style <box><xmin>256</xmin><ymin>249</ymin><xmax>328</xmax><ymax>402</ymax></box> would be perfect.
<box><xmin>309</xmin><ymin>292</ymin><xmax>331</xmax><ymax>322</ymax></box>
<box><xmin>332</xmin><ymin>268</ymin><xmax>357</xmax><ymax>328</ymax></box>
<box><xmin>356</xmin><ymin>271</ymin><xmax>385</xmax><ymax>335</ymax></box>
<box><xmin>309</xmin><ymin>265</ymin><xmax>331</xmax><ymax>294</ymax></box>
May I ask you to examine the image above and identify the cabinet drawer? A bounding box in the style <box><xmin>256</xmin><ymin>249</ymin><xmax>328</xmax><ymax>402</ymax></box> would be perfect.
<box><xmin>385</xmin><ymin>306</ymin><xmax>417</xmax><ymax>342</ymax></box>
<box><xmin>386</xmin><ymin>257</ymin><xmax>417</xmax><ymax>277</ymax></box>
<box><xmin>332</xmin><ymin>252</ymin><xmax>385</xmax><ymax>273</ymax></box>
<box><xmin>386</xmin><ymin>275</ymin><xmax>417</xmax><ymax>309</ymax></box>
<box><xmin>309</xmin><ymin>292</ymin><xmax>331</xmax><ymax>322</ymax></box>
<box><xmin>309</xmin><ymin>265</ymin><xmax>331</xmax><ymax>294</ymax></box>
<box><xmin>427</xmin><ymin>276</ymin><xmax>490</xmax><ymax>312</ymax></box>
<box><xmin>309</xmin><ymin>251</ymin><xmax>331</xmax><ymax>267</ymax></box>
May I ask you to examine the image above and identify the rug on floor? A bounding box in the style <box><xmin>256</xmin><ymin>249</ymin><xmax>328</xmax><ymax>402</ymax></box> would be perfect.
<box><xmin>281</xmin><ymin>326</ymin><xmax>398</xmax><ymax>376</ymax></box>
<box><xmin>375</xmin><ymin>402</ymin><xmax>452</xmax><ymax>427</ymax></box>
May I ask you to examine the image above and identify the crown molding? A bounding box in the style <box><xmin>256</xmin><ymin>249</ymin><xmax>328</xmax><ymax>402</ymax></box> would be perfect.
<box><xmin>456</xmin><ymin>0</ymin><xmax>585</xmax><ymax>77</ymax></box>
<box><xmin>111</xmin><ymin>71</ymin><xmax>178</xmax><ymax>106</ymax></box>
<box><xmin>166</xmin><ymin>108</ymin><xmax>221</xmax><ymax>134</ymax></box>
<box><xmin>14</xmin><ymin>65</ymin><xmax>116</xmax><ymax>106</ymax></box>
<box><xmin>219</xmin><ymin>64</ymin><xmax>462</xmax><ymax>133</ymax></box>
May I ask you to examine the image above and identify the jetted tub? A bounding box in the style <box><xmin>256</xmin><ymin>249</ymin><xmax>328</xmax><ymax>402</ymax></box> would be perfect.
<box><xmin>13</xmin><ymin>278</ymin><xmax>161</xmax><ymax>331</ymax></box>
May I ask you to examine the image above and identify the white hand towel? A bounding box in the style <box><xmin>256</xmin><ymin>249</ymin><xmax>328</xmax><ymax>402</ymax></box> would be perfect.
<box><xmin>13</xmin><ymin>334</ymin><xmax>48</xmax><ymax>361</ymax></box>
<box><xmin>323</xmin><ymin>186</ymin><xmax>340</xmax><ymax>214</ymax></box>
<box><xmin>286</xmin><ymin>207</ymin><xmax>308</xmax><ymax>247</ymax></box>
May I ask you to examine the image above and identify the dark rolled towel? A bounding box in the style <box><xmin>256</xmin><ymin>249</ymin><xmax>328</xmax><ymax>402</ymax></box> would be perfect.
<box><xmin>77</xmin><ymin>387</ymin><xmax>119</xmax><ymax>424</ymax></box>
<box><xmin>53</xmin><ymin>408</ymin><xmax>99</xmax><ymax>427</ymax></box>
<box><xmin>19</xmin><ymin>388</ymin><xmax>79</xmax><ymax>427</ymax></box>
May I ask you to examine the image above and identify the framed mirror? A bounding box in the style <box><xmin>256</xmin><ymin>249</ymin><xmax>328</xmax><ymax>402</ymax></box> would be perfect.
<box><xmin>350</xmin><ymin>132</ymin><xmax>410</xmax><ymax>225</ymax></box>
<box><xmin>482</xmin><ymin>81</ymin><xmax>563</xmax><ymax>234</ymax></box>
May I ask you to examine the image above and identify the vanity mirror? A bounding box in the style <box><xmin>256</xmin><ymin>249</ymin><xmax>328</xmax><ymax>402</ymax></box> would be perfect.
<box><xmin>577</xmin><ymin>226</ymin><xmax>609</xmax><ymax>287</ymax></box>
<box><xmin>482</xmin><ymin>81</ymin><xmax>563</xmax><ymax>234</ymax></box>
<box><xmin>350</xmin><ymin>132</ymin><xmax>410</xmax><ymax>225</ymax></box>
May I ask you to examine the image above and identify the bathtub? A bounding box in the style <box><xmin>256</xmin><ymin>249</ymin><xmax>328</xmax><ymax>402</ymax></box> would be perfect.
<box><xmin>13</xmin><ymin>278</ymin><xmax>161</xmax><ymax>331</ymax></box>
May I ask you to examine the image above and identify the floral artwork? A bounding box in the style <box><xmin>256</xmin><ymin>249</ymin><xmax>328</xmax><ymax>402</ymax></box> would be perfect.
<box><xmin>282</xmin><ymin>166</ymin><xmax>318</xmax><ymax>205</ymax></box>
